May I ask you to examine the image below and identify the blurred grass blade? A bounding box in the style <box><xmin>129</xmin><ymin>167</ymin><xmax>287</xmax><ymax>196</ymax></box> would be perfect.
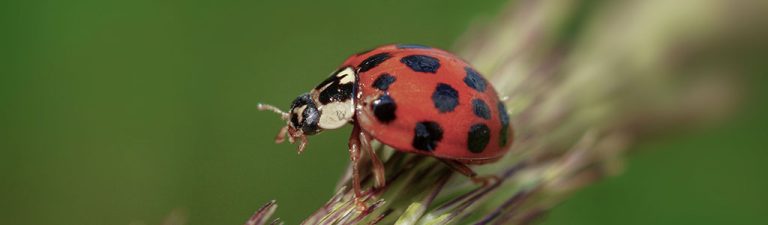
<box><xmin>251</xmin><ymin>0</ymin><xmax>764</xmax><ymax>223</ymax></box>
<box><xmin>244</xmin><ymin>200</ymin><xmax>280</xmax><ymax>225</ymax></box>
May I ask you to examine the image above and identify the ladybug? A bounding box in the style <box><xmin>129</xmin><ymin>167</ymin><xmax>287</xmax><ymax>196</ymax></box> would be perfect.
<box><xmin>258</xmin><ymin>44</ymin><xmax>513</xmax><ymax>208</ymax></box>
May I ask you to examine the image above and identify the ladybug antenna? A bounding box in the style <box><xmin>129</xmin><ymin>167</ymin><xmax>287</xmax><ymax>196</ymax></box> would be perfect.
<box><xmin>257</xmin><ymin>103</ymin><xmax>290</xmax><ymax>120</ymax></box>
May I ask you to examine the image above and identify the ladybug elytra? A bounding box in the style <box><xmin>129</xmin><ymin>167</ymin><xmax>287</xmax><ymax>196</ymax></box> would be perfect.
<box><xmin>258</xmin><ymin>44</ymin><xmax>513</xmax><ymax>208</ymax></box>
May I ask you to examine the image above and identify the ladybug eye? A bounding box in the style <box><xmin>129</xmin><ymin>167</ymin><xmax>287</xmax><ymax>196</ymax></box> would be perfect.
<box><xmin>289</xmin><ymin>112</ymin><xmax>300</xmax><ymax>128</ymax></box>
<box><xmin>300</xmin><ymin>104</ymin><xmax>320</xmax><ymax>134</ymax></box>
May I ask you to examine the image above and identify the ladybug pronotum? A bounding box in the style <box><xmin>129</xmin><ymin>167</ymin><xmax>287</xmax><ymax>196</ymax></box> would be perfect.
<box><xmin>258</xmin><ymin>44</ymin><xmax>513</xmax><ymax>209</ymax></box>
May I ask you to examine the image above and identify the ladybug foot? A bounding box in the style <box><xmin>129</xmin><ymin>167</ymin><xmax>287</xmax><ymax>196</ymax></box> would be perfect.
<box><xmin>471</xmin><ymin>175</ymin><xmax>500</xmax><ymax>187</ymax></box>
<box><xmin>273</xmin><ymin>125</ymin><xmax>289</xmax><ymax>144</ymax></box>
<box><xmin>354</xmin><ymin>197</ymin><xmax>368</xmax><ymax>212</ymax></box>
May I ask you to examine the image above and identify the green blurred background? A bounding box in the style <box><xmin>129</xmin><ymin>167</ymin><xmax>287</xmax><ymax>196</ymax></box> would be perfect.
<box><xmin>1</xmin><ymin>1</ymin><xmax>766</xmax><ymax>225</ymax></box>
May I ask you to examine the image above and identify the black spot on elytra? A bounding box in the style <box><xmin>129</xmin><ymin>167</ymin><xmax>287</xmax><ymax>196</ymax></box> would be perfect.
<box><xmin>358</xmin><ymin>52</ymin><xmax>391</xmax><ymax>73</ymax></box>
<box><xmin>498</xmin><ymin>102</ymin><xmax>510</xmax><ymax>147</ymax></box>
<box><xmin>412</xmin><ymin>121</ymin><xmax>443</xmax><ymax>151</ymax></box>
<box><xmin>317</xmin><ymin>74</ymin><xmax>354</xmax><ymax>105</ymax></box>
<box><xmin>396</xmin><ymin>44</ymin><xmax>432</xmax><ymax>49</ymax></box>
<box><xmin>464</xmin><ymin>67</ymin><xmax>487</xmax><ymax>92</ymax></box>
<box><xmin>472</xmin><ymin>99</ymin><xmax>491</xmax><ymax>120</ymax></box>
<box><xmin>372</xmin><ymin>94</ymin><xmax>397</xmax><ymax>123</ymax></box>
<box><xmin>372</xmin><ymin>73</ymin><xmax>397</xmax><ymax>91</ymax></box>
<box><xmin>432</xmin><ymin>83</ymin><xmax>459</xmax><ymax>113</ymax></box>
<box><xmin>400</xmin><ymin>55</ymin><xmax>440</xmax><ymax>73</ymax></box>
<box><xmin>468</xmin><ymin>123</ymin><xmax>491</xmax><ymax>153</ymax></box>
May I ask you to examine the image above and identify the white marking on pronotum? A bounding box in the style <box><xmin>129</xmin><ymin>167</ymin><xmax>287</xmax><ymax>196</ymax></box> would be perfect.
<box><xmin>318</xmin><ymin>100</ymin><xmax>354</xmax><ymax>129</ymax></box>
<box><xmin>317</xmin><ymin>67</ymin><xmax>356</xmax><ymax>130</ymax></box>
<box><xmin>337</xmin><ymin>67</ymin><xmax>355</xmax><ymax>84</ymax></box>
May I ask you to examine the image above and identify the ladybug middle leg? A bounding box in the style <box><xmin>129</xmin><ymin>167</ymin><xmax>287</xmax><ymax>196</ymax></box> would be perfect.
<box><xmin>348</xmin><ymin>124</ymin><xmax>387</xmax><ymax>211</ymax></box>
<box><xmin>359</xmin><ymin>130</ymin><xmax>386</xmax><ymax>188</ymax></box>
<box><xmin>348</xmin><ymin>124</ymin><xmax>367</xmax><ymax>210</ymax></box>
<box><xmin>438</xmin><ymin>159</ymin><xmax>500</xmax><ymax>186</ymax></box>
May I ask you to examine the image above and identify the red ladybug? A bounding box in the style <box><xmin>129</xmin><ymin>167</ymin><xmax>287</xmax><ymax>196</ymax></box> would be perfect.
<box><xmin>259</xmin><ymin>44</ymin><xmax>513</xmax><ymax>208</ymax></box>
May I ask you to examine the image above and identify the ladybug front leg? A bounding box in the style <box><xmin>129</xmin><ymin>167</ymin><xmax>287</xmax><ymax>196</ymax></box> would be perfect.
<box><xmin>359</xmin><ymin>131</ymin><xmax>385</xmax><ymax>188</ymax></box>
<box><xmin>273</xmin><ymin>125</ymin><xmax>289</xmax><ymax>144</ymax></box>
<box><xmin>348</xmin><ymin>124</ymin><xmax>367</xmax><ymax>211</ymax></box>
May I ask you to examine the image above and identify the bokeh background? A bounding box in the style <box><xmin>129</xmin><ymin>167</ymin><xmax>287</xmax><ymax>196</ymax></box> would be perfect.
<box><xmin>1</xmin><ymin>1</ymin><xmax>766</xmax><ymax>225</ymax></box>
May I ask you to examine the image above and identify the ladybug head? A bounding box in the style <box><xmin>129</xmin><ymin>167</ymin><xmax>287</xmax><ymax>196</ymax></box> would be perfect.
<box><xmin>257</xmin><ymin>96</ymin><xmax>316</xmax><ymax>154</ymax></box>
<box><xmin>256</xmin><ymin>92</ymin><xmax>327</xmax><ymax>154</ymax></box>
<box><xmin>288</xmin><ymin>93</ymin><xmax>321</xmax><ymax>135</ymax></box>
<box><xmin>257</xmin><ymin>67</ymin><xmax>356</xmax><ymax>153</ymax></box>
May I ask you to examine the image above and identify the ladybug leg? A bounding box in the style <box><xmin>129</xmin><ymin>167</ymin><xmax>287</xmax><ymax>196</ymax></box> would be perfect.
<box><xmin>439</xmin><ymin>159</ymin><xmax>500</xmax><ymax>186</ymax></box>
<box><xmin>470</xmin><ymin>174</ymin><xmax>500</xmax><ymax>186</ymax></box>
<box><xmin>295</xmin><ymin>134</ymin><xmax>308</xmax><ymax>154</ymax></box>
<box><xmin>274</xmin><ymin>125</ymin><xmax>307</xmax><ymax>154</ymax></box>
<box><xmin>359</xmin><ymin>131</ymin><xmax>385</xmax><ymax>188</ymax></box>
<box><xmin>439</xmin><ymin>159</ymin><xmax>477</xmax><ymax>177</ymax></box>
<box><xmin>348</xmin><ymin>124</ymin><xmax>367</xmax><ymax>211</ymax></box>
<box><xmin>274</xmin><ymin>125</ymin><xmax>289</xmax><ymax>144</ymax></box>
<box><xmin>285</xmin><ymin>127</ymin><xmax>307</xmax><ymax>154</ymax></box>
